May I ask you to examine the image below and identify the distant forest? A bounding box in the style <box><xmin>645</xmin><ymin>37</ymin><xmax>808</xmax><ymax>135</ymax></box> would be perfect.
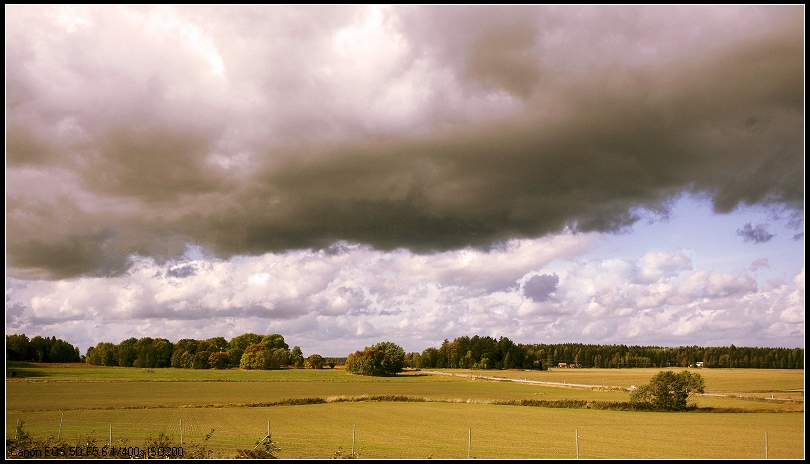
<box><xmin>5</xmin><ymin>334</ymin><xmax>81</xmax><ymax>363</ymax></box>
<box><xmin>5</xmin><ymin>333</ymin><xmax>804</xmax><ymax>370</ymax></box>
<box><xmin>412</xmin><ymin>336</ymin><xmax>804</xmax><ymax>370</ymax></box>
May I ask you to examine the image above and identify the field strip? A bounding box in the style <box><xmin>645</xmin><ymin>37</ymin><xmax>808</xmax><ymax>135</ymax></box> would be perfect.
<box><xmin>418</xmin><ymin>370</ymin><xmax>806</xmax><ymax>401</ymax></box>
<box><xmin>7</xmin><ymin>393</ymin><xmax>800</xmax><ymax>414</ymax></box>
<box><xmin>421</xmin><ymin>369</ymin><xmax>638</xmax><ymax>390</ymax></box>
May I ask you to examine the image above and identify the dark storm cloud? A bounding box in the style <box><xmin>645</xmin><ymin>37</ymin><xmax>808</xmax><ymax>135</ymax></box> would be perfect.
<box><xmin>523</xmin><ymin>274</ymin><xmax>559</xmax><ymax>303</ymax></box>
<box><xmin>6</xmin><ymin>230</ymin><xmax>132</xmax><ymax>279</ymax></box>
<box><xmin>6</xmin><ymin>124</ymin><xmax>60</xmax><ymax>166</ymax></box>
<box><xmin>82</xmin><ymin>126</ymin><xmax>225</xmax><ymax>201</ymax></box>
<box><xmin>737</xmin><ymin>223</ymin><xmax>776</xmax><ymax>244</ymax></box>
<box><xmin>464</xmin><ymin>21</ymin><xmax>544</xmax><ymax>99</ymax></box>
<box><xmin>5</xmin><ymin>6</ymin><xmax>804</xmax><ymax>279</ymax></box>
<box><xmin>201</xmin><ymin>25</ymin><xmax>803</xmax><ymax>257</ymax></box>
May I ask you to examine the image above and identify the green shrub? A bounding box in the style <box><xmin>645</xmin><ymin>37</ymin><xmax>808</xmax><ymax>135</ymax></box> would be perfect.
<box><xmin>630</xmin><ymin>370</ymin><xmax>705</xmax><ymax>411</ymax></box>
<box><xmin>345</xmin><ymin>342</ymin><xmax>405</xmax><ymax>376</ymax></box>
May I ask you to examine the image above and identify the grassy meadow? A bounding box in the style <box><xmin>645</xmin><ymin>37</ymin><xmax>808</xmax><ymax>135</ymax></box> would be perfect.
<box><xmin>5</xmin><ymin>363</ymin><xmax>804</xmax><ymax>459</ymax></box>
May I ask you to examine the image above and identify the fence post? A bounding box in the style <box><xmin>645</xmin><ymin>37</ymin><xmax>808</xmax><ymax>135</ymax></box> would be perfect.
<box><xmin>58</xmin><ymin>413</ymin><xmax>64</xmax><ymax>440</ymax></box>
<box><xmin>251</xmin><ymin>422</ymin><xmax>272</xmax><ymax>451</ymax></box>
<box><xmin>765</xmin><ymin>432</ymin><xmax>768</xmax><ymax>459</ymax></box>
<box><xmin>352</xmin><ymin>423</ymin><xmax>356</xmax><ymax>456</ymax></box>
<box><xmin>109</xmin><ymin>424</ymin><xmax>112</xmax><ymax>447</ymax></box>
<box><xmin>575</xmin><ymin>428</ymin><xmax>579</xmax><ymax>459</ymax></box>
<box><xmin>180</xmin><ymin>419</ymin><xmax>183</xmax><ymax>446</ymax></box>
<box><xmin>468</xmin><ymin>428</ymin><xmax>471</xmax><ymax>459</ymax></box>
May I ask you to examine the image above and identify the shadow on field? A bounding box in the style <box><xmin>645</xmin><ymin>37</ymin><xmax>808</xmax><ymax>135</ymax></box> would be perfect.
<box><xmin>6</xmin><ymin>362</ymin><xmax>48</xmax><ymax>379</ymax></box>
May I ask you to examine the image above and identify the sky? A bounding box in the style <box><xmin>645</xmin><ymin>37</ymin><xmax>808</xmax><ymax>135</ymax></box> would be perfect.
<box><xmin>5</xmin><ymin>5</ymin><xmax>805</xmax><ymax>357</ymax></box>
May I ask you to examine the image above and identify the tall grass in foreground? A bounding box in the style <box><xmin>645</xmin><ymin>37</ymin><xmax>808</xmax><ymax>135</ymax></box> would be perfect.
<box><xmin>6</xmin><ymin>402</ymin><xmax>804</xmax><ymax>459</ymax></box>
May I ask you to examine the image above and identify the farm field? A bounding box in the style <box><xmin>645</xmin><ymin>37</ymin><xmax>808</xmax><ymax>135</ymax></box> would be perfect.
<box><xmin>5</xmin><ymin>363</ymin><xmax>804</xmax><ymax>459</ymax></box>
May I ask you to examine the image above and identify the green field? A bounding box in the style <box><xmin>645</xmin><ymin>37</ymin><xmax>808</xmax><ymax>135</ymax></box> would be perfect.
<box><xmin>5</xmin><ymin>363</ymin><xmax>804</xmax><ymax>459</ymax></box>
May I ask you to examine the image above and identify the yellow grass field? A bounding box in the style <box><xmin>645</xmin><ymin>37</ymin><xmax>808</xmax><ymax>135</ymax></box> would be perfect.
<box><xmin>5</xmin><ymin>363</ymin><xmax>804</xmax><ymax>459</ymax></box>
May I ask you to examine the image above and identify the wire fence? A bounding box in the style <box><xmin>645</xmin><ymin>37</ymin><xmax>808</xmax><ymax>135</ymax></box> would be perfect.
<box><xmin>6</xmin><ymin>416</ymin><xmax>598</xmax><ymax>459</ymax></box>
<box><xmin>5</xmin><ymin>411</ymin><xmax>792</xmax><ymax>459</ymax></box>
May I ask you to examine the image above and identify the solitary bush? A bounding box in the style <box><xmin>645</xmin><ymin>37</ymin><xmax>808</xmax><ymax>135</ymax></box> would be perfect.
<box><xmin>345</xmin><ymin>342</ymin><xmax>405</xmax><ymax>376</ymax></box>
<box><xmin>630</xmin><ymin>370</ymin><xmax>705</xmax><ymax>411</ymax></box>
<box><xmin>305</xmin><ymin>354</ymin><xmax>325</xmax><ymax>369</ymax></box>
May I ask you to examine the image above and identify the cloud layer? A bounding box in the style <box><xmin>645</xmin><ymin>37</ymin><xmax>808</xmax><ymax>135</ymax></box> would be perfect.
<box><xmin>6</xmin><ymin>238</ymin><xmax>804</xmax><ymax>355</ymax></box>
<box><xmin>6</xmin><ymin>5</ymin><xmax>804</xmax><ymax>279</ymax></box>
<box><xmin>5</xmin><ymin>6</ymin><xmax>804</xmax><ymax>354</ymax></box>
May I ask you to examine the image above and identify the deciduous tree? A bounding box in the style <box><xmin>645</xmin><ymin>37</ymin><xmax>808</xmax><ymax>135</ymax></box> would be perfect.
<box><xmin>630</xmin><ymin>370</ymin><xmax>705</xmax><ymax>411</ymax></box>
<box><xmin>290</xmin><ymin>346</ymin><xmax>305</xmax><ymax>368</ymax></box>
<box><xmin>346</xmin><ymin>342</ymin><xmax>405</xmax><ymax>376</ymax></box>
<box><xmin>305</xmin><ymin>353</ymin><xmax>325</xmax><ymax>369</ymax></box>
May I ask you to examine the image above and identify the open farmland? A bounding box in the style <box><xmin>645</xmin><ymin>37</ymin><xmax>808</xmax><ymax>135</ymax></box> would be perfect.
<box><xmin>5</xmin><ymin>363</ymin><xmax>804</xmax><ymax>459</ymax></box>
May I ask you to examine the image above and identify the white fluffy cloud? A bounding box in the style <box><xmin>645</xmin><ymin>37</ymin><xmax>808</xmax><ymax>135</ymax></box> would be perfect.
<box><xmin>6</xmin><ymin>234</ymin><xmax>804</xmax><ymax>355</ymax></box>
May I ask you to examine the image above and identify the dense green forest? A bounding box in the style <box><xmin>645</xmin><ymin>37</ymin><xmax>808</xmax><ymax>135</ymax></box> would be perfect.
<box><xmin>5</xmin><ymin>334</ymin><xmax>81</xmax><ymax>363</ymax></box>
<box><xmin>79</xmin><ymin>333</ymin><xmax>338</xmax><ymax>370</ymax></box>
<box><xmin>411</xmin><ymin>336</ymin><xmax>804</xmax><ymax>370</ymax></box>
<box><xmin>5</xmin><ymin>333</ymin><xmax>804</xmax><ymax>370</ymax></box>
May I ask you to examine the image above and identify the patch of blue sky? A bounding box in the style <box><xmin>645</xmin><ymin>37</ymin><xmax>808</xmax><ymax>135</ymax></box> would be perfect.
<box><xmin>585</xmin><ymin>194</ymin><xmax>803</xmax><ymax>285</ymax></box>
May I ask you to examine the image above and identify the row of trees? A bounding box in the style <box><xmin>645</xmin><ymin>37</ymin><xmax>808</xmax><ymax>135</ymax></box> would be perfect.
<box><xmin>405</xmin><ymin>338</ymin><xmax>804</xmax><ymax>370</ymax></box>
<box><xmin>410</xmin><ymin>335</ymin><xmax>544</xmax><ymax>370</ymax></box>
<box><xmin>6</xmin><ymin>334</ymin><xmax>80</xmax><ymax>363</ymax></box>
<box><xmin>8</xmin><ymin>332</ymin><xmax>803</xmax><ymax>371</ymax></box>
<box><xmin>6</xmin><ymin>329</ymin><xmax>710</xmax><ymax>412</ymax></box>
<box><xmin>83</xmin><ymin>333</ymin><xmax>332</xmax><ymax>370</ymax></box>
<box><xmin>532</xmin><ymin>342</ymin><xmax>804</xmax><ymax>369</ymax></box>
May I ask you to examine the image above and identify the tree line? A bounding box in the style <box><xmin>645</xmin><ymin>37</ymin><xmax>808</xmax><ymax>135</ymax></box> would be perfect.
<box><xmin>405</xmin><ymin>337</ymin><xmax>804</xmax><ymax>370</ymax></box>
<box><xmin>6</xmin><ymin>333</ymin><xmax>803</xmax><ymax>370</ymax></box>
<box><xmin>6</xmin><ymin>334</ymin><xmax>81</xmax><ymax>363</ymax></box>
<box><xmin>80</xmin><ymin>333</ymin><xmax>337</xmax><ymax>370</ymax></box>
<box><xmin>3</xmin><ymin>333</ymin><xmax>333</xmax><ymax>370</ymax></box>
